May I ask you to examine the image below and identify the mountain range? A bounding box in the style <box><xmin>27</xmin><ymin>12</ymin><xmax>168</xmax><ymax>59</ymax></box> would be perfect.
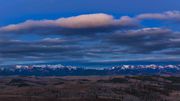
<box><xmin>0</xmin><ymin>64</ymin><xmax>180</xmax><ymax>76</ymax></box>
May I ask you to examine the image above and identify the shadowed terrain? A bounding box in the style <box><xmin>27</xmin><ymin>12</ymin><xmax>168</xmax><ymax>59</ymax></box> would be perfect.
<box><xmin>0</xmin><ymin>76</ymin><xmax>179</xmax><ymax>101</ymax></box>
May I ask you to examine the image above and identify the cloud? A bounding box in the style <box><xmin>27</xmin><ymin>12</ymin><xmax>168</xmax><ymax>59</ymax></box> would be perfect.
<box><xmin>0</xmin><ymin>40</ymin><xmax>83</xmax><ymax>61</ymax></box>
<box><xmin>0</xmin><ymin>13</ymin><xmax>138</xmax><ymax>36</ymax></box>
<box><xmin>57</xmin><ymin>13</ymin><xmax>115</xmax><ymax>28</ymax></box>
<box><xmin>136</xmin><ymin>11</ymin><xmax>180</xmax><ymax>22</ymax></box>
<box><xmin>119</xmin><ymin>16</ymin><xmax>138</xmax><ymax>26</ymax></box>
<box><xmin>106</xmin><ymin>28</ymin><xmax>180</xmax><ymax>54</ymax></box>
<box><xmin>1</xmin><ymin>12</ymin><xmax>180</xmax><ymax>65</ymax></box>
<box><xmin>1</xmin><ymin>11</ymin><xmax>180</xmax><ymax>36</ymax></box>
<box><xmin>0</xmin><ymin>37</ymin><xmax>105</xmax><ymax>64</ymax></box>
<box><xmin>163</xmin><ymin>49</ymin><xmax>180</xmax><ymax>55</ymax></box>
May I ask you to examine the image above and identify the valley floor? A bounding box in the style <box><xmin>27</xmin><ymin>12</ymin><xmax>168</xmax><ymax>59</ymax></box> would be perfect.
<box><xmin>0</xmin><ymin>76</ymin><xmax>179</xmax><ymax>101</ymax></box>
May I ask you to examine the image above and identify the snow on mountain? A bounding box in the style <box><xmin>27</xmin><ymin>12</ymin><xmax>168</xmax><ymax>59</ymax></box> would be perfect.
<box><xmin>15</xmin><ymin>64</ymin><xmax>78</xmax><ymax>70</ymax></box>
<box><xmin>0</xmin><ymin>64</ymin><xmax>179</xmax><ymax>76</ymax></box>
<box><xmin>111</xmin><ymin>64</ymin><xmax>180</xmax><ymax>70</ymax></box>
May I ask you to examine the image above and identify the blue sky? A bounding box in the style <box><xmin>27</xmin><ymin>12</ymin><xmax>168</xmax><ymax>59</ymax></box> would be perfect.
<box><xmin>0</xmin><ymin>0</ymin><xmax>180</xmax><ymax>66</ymax></box>
<box><xmin>1</xmin><ymin>0</ymin><xmax>180</xmax><ymax>26</ymax></box>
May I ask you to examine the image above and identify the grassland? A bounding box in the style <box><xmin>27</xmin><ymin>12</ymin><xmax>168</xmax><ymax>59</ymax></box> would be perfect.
<box><xmin>0</xmin><ymin>76</ymin><xmax>179</xmax><ymax>101</ymax></box>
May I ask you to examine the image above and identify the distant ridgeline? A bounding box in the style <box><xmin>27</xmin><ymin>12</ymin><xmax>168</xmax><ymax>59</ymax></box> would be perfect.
<box><xmin>0</xmin><ymin>64</ymin><xmax>180</xmax><ymax>76</ymax></box>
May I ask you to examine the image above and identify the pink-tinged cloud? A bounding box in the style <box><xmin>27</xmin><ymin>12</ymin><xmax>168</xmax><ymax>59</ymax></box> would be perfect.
<box><xmin>0</xmin><ymin>13</ymin><xmax>138</xmax><ymax>34</ymax></box>
<box><xmin>56</xmin><ymin>13</ymin><xmax>115</xmax><ymax>28</ymax></box>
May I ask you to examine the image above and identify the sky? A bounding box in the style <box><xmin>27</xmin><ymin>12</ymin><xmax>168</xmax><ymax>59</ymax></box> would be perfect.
<box><xmin>0</xmin><ymin>0</ymin><xmax>180</xmax><ymax>66</ymax></box>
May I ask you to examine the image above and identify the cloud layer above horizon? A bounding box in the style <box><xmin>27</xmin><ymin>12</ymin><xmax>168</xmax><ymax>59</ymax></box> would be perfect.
<box><xmin>1</xmin><ymin>11</ymin><xmax>180</xmax><ymax>65</ymax></box>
